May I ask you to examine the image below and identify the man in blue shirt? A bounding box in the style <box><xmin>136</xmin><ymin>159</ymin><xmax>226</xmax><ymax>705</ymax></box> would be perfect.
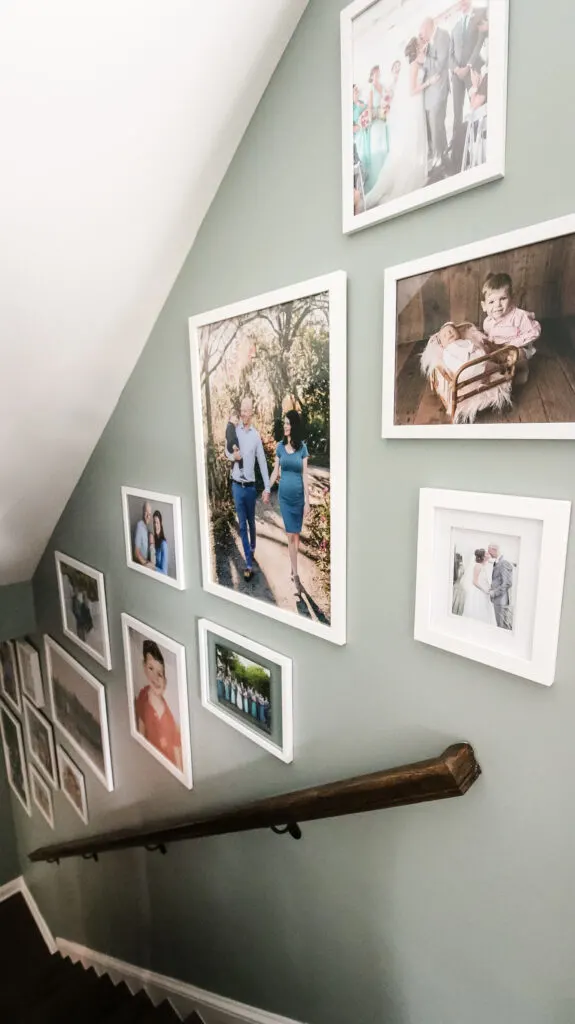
<box><xmin>134</xmin><ymin>502</ymin><xmax>152</xmax><ymax>566</ymax></box>
<box><xmin>225</xmin><ymin>397</ymin><xmax>270</xmax><ymax>581</ymax></box>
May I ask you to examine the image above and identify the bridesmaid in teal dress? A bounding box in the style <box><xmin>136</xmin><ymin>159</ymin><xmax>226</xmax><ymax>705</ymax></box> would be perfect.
<box><xmin>366</xmin><ymin>65</ymin><xmax>390</xmax><ymax>192</ymax></box>
<box><xmin>269</xmin><ymin>410</ymin><xmax>310</xmax><ymax>598</ymax></box>
<box><xmin>353</xmin><ymin>85</ymin><xmax>371</xmax><ymax>187</ymax></box>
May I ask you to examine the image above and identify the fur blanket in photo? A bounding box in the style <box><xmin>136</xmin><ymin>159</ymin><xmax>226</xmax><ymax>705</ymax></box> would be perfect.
<box><xmin>420</xmin><ymin>322</ymin><xmax>513</xmax><ymax>424</ymax></box>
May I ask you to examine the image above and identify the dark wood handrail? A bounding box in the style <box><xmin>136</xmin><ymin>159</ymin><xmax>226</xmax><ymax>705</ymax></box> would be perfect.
<box><xmin>29</xmin><ymin>743</ymin><xmax>480</xmax><ymax>864</ymax></box>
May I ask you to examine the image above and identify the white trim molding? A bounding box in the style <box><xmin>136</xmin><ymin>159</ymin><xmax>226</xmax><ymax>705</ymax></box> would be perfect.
<box><xmin>0</xmin><ymin>876</ymin><xmax>57</xmax><ymax>953</ymax></box>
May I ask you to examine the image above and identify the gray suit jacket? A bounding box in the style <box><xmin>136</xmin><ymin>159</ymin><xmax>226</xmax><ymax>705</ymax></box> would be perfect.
<box><xmin>490</xmin><ymin>559</ymin><xmax>513</xmax><ymax>607</ymax></box>
<box><xmin>449</xmin><ymin>16</ymin><xmax>480</xmax><ymax>72</ymax></box>
<box><xmin>423</xmin><ymin>27</ymin><xmax>451</xmax><ymax>111</ymax></box>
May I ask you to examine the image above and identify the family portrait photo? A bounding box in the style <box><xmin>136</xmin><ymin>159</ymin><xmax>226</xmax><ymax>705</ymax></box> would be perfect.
<box><xmin>189</xmin><ymin>272</ymin><xmax>347</xmax><ymax>645</ymax></box>
<box><xmin>16</xmin><ymin>639</ymin><xmax>44</xmax><ymax>708</ymax></box>
<box><xmin>122</xmin><ymin>614</ymin><xmax>192</xmax><ymax>788</ymax></box>
<box><xmin>451</xmin><ymin>527</ymin><xmax>520</xmax><ymax>631</ymax></box>
<box><xmin>198</xmin><ymin>619</ymin><xmax>293</xmax><ymax>763</ymax></box>
<box><xmin>57</xmin><ymin>745</ymin><xmax>88</xmax><ymax>825</ymax></box>
<box><xmin>30</xmin><ymin>764</ymin><xmax>55</xmax><ymax>829</ymax></box>
<box><xmin>0</xmin><ymin>641</ymin><xmax>21</xmax><ymax>715</ymax></box>
<box><xmin>45</xmin><ymin>637</ymin><xmax>114</xmax><ymax>791</ymax></box>
<box><xmin>384</xmin><ymin>215</ymin><xmax>575</xmax><ymax>437</ymax></box>
<box><xmin>55</xmin><ymin>552</ymin><xmax>112</xmax><ymax>670</ymax></box>
<box><xmin>0</xmin><ymin>700</ymin><xmax>31</xmax><ymax>815</ymax></box>
<box><xmin>23</xmin><ymin>696</ymin><xmax>58</xmax><ymax>788</ymax></box>
<box><xmin>121</xmin><ymin>487</ymin><xmax>185</xmax><ymax>590</ymax></box>
<box><xmin>342</xmin><ymin>0</ymin><xmax>508</xmax><ymax>231</ymax></box>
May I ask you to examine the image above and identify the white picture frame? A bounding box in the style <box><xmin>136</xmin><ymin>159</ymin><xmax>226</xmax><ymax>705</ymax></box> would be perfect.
<box><xmin>15</xmin><ymin>639</ymin><xmax>45</xmax><ymax>708</ymax></box>
<box><xmin>341</xmin><ymin>0</ymin><xmax>509</xmax><ymax>234</ymax></box>
<box><xmin>22</xmin><ymin>696</ymin><xmax>58</xmax><ymax>788</ymax></box>
<box><xmin>57</xmin><ymin>745</ymin><xmax>89</xmax><ymax>825</ymax></box>
<box><xmin>0</xmin><ymin>640</ymin><xmax>21</xmax><ymax>716</ymax></box>
<box><xmin>122</xmin><ymin>613</ymin><xmax>193</xmax><ymax>789</ymax></box>
<box><xmin>30</xmin><ymin>764</ymin><xmax>55</xmax><ymax>830</ymax></box>
<box><xmin>55</xmin><ymin>552</ymin><xmax>112</xmax><ymax>670</ymax></box>
<box><xmin>414</xmin><ymin>489</ymin><xmax>571</xmax><ymax>685</ymax></box>
<box><xmin>121</xmin><ymin>487</ymin><xmax>185</xmax><ymax>590</ymax></box>
<box><xmin>0</xmin><ymin>699</ymin><xmax>31</xmax><ymax>816</ymax></box>
<box><xmin>198</xmin><ymin>619</ymin><xmax>294</xmax><ymax>764</ymax></box>
<box><xmin>189</xmin><ymin>271</ymin><xmax>347</xmax><ymax>646</ymax></box>
<box><xmin>382</xmin><ymin>213</ymin><xmax>575</xmax><ymax>438</ymax></box>
<box><xmin>45</xmin><ymin>636</ymin><xmax>114</xmax><ymax>792</ymax></box>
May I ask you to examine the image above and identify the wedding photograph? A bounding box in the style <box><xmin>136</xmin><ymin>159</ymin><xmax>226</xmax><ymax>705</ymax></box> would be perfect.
<box><xmin>451</xmin><ymin>527</ymin><xmax>520</xmax><ymax>631</ymax></box>
<box><xmin>15</xmin><ymin>639</ymin><xmax>45</xmax><ymax>708</ymax></box>
<box><xmin>57</xmin><ymin>745</ymin><xmax>88</xmax><ymax>825</ymax></box>
<box><xmin>23</xmin><ymin>695</ymin><xmax>58</xmax><ymax>788</ymax></box>
<box><xmin>342</xmin><ymin>0</ymin><xmax>508</xmax><ymax>231</ymax></box>
<box><xmin>0</xmin><ymin>699</ymin><xmax>31</xmax><ymax>815</ymax></box>
<box><xmin>0</xmin><ymin>640</ymin><xmax>21</xmax><ymax>715</ymax></box>
<box><xmin>383</xmin><ymin>214</ymin><xmax>575</xmax><ymax>437</ymax></box>
<box><xmin>189</xmin><ymin>272</ymin><xmax>347</xmax><ymax>645</ymax></box>
<box><xmin>55</xmin><ymin>552</ymin><xmax>112</xmax><ymax>670</ymax></box>
<box><xmin>45</xmin><ymin>636</ymin><xmax>114</xmax><ymax>791</ymax></box>
<box><xmin>121</xmin><ymin>487</ymin><xmax>185</xmax><ymax>590</ymax></box>
<box><xmin>30</xmin><ymin>764</ymin><xmax>55</xmax><ymax>830</ymax></box>
<box><xmin>122</xmin><ymin>614</ymin><xmax>192</xmax><ymax>789</ymax></box>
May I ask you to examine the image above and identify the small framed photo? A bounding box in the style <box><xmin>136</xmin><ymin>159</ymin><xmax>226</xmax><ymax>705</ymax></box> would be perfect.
<box><xmin>55</xmin><ymin>552</ymin><xmax>112</xmax><ymax>670</ymax></box>
<box><xmin>121</xmin><ymin>487</ymin><xmax>185</xmax><ymax>590</ymax></box>
<box><xmin>341</xmin><ymin>0</ymin><xmax>508</xmax><ymax>233</ymax></box>
<box><xmin>383</xmin><ymin>214</ymin><xmax>575</xmax><ymax>438</ymax></box>
<box><xmin>15</xmin><ymin>639</ymin><xmax>45</xmax><ymax>708</ymax></box>
<box><xmin>0</xmin><ymin>700</ymin><xmax>31</xmax><ymax>816</ymax></box>
<box><xmin>30</xmin><ymin>764</ymin><xmax>55</xmax><ymax>829</ymax></box>
<box><xmin>22</xmin><ymin>696</ymin><xmax>58</xmax><ymax>788</ymax></box>
<box><xmin>122</xmin><ymin>614</ymin><xmax>193</xmax><ymax>789</ymax></box>
<box><xmin>45</xmin><ymin>637</ymin><xmax>114</xmax><ymax>791</ymax></box>
<box><xmin>414</xmin><ymin>489</ymin><xmax>571</xmax><ymax>685</ymax></box>
<box><xmin>57</xmin><ymin>745</ymin><xmax>88</xmax><ymax>825</ymax></box>
<box><xmin>198</xmin><ymin>619</ymin><xmax>293</xmax><ymax>763</ymax></box>
<box><xmin>0</xmin><ymin>641</ymin><xmax>21</xmax><ymax>715</ymax></box>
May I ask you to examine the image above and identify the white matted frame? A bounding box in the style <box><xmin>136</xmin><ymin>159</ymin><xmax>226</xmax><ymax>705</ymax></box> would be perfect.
<box><xmin>22</xmin><ymin>696</ymin><xmax>58</xmax><ymax>788</ymax></box>
<box><xmin>30</xmin><ymin>764</ymin><xmax>55</xmax><ymax>830</ymax></box>
<box><xmin>198</xmin><ymin>618</ymin><xmax>294</xmax><ymax>764</ymax></box>
<box><xmin>122</xmin><ymin>613</ymin><xmax>193</xmax><ymax>789</ymax></box>
<box><xmin>383</xmin><ymin>213</ymin><xmax>575</xmax><ymax>438</ymax></box>
<box><xmin>55</xmin><ymin>552</ymin><xmax>112</xmax><ymax>670</ymax></box>
<box><xmin>15</xmin><ymin>639</ymin><xmax>45</xmax><ymax>708</ymax></box>
<box><xmin>0</xmin><ymin>640</ymin><xmax>21</xmax><ymax>716</ymax></box>
<box><xmin>57</xmin><ymin>745</ymin><xmax>88</xmax><ymax>825</ymax></box>
<box><xmin>414</xmin><ymin>489</ymin><xmax>571</xmax><ymax>685</ymax></box>
<box><xmin>45</xmin><ymin>636</ymin><xmax>114</xmax><ymax>792</ymax></box>
<box><xmin>189</xmin><ymin>271</ymin><xmax>347</xmax><ymax>645</ymax></box>
<box><xmin>0</xmin><ymin>699</ymin><xmax>31</xmax><ymax>816</ymax></box>
<box><xmin>341</xmin><ymin>0</ymin><xmax>509</xmax><ymax>234</ymax></box>
<box><xmin>121</xmin><ymin>487</ymin><xmax>186</xmax><ymax>590</ymax></box>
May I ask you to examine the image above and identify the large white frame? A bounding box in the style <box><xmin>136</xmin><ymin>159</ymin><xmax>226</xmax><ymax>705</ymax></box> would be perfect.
<box><xmin>30</xmin><ymin>764</ymin><xmax>55</xmax><ymax>830</ymax></box>
<box><xmin>0</xmin><ymin>640</ymin><xmax>21</xmax><ymax>716</ymax></box>
<box><xmin>382</xmin><ymin>213</ymin><xmax>575</xmax><ymax>438</ymax></box>
<box><xmin>121</xmin><ymin>486</ymin><xmax>186</xmax><ymax>591</ymax></box>
<box><xmin>189</xmin><ymin>271</ymin><xmax>347</xmax><ymax>645</ymax></box>
<box><xmin>57</xmin><ymin>745</ymin><xmax>88</xmax><ymax>825</ymax></box>
<box><xmin>341</xmin><ymin>0</ymin><xmax>509</xmax><ymax>234</ymax></box>
<box><xmin>55</xmin><ymin>551</ymin><xmax>112</xmax><ymax>670</ymax></box>
<box><xmin>45</xmin><ymin>636</ymin><xmax>114</xmax><ymax>792</ymax></box>
<box><xmin>0</xmin><ymin>699</ymin><xmax>31</xmax><ymax>816</ymax></box>
<box><xmin>414</xmin><ymin>489</ymin><xmax>571</xmax><ymax>685</ymax></box>
<box><xmin>198</xmin><ymin>618</ymin><xmax>294</xmax><ymax>764</ymax></box>
<box><xmin>122</xmin><ymin>613</ymin><xmax>193</xmax><ymax>789</ymax></box>
<box><xmin>22</xmin><ymin>695</ymin><xmax>58</xmax><ymax>788</ymax></box>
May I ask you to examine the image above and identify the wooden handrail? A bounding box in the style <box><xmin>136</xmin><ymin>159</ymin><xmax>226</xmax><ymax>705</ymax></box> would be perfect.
<box><xmin>29</xmin><ymin>743</ymin><xmax>480</xmax><ymax>864</ymax></box>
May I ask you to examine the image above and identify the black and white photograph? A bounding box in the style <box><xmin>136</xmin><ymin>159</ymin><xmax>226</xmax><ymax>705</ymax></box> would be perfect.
<box><xmin>23</xmin><ymin>695</ymin><xmax>58</xmax><ymax>788</ymax></box>
<box><xmin>45</xmin><ymin>636</ymin><xmax>114</xmax><ymax>791</ymax></box>
<box><xmin>0</xmin><ymin>640</ymin><xmax>21</xmax><ymax>716</ymax></box>
<box><xmin>0</xmin><ymin>699</ymin><xmax>31</xmax><ymax>815</ymax></box>
<box><xmin>55</xmin><ymin>552</ymin><xmax>112</xmax><ymax>669</ymax></box>
<box><xmin>342</xmin><ymin>0</ymin><xmax>508</xmax><ymax>231</ymax></box>
<box><xmin>30</xmin><ymin>764</ymin><xmax>55</xmax><ymax>830</ymax></box>
<box><xmin>15</xmin><ymin>639</ymin><xmax>45</xmax><ymax>708</ymax></box>
<box><xmin>121</xmin><ymin>487</ymin><xmax>185</xmax><ymax>590</ymax></box>
<box><xmin>57</xmin><ymin>745</ymin><xmax>88</xmax><ymax>825</ymax></box>
<box><xmin>451</xmin><ymin>528</ymin><xmax>520</xmax><ymax>630</ymax></box>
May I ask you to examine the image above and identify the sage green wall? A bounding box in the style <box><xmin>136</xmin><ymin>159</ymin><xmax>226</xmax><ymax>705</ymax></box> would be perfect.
<box><xmin>12</xmin><ymin>1</ymin><xmax>575</xmax><ymax>1021</ymax></box>
<box><xmin>0</xmin><ymin>582</ymin><xmax>36</xmax><ymax>642</ymax></box>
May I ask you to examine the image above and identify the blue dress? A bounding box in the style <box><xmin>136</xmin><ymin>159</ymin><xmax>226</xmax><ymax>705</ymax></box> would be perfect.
<box><xmin>276</xmin><ymin>442</ymin><xmax>309</xmax><ymax>534</ymax></box>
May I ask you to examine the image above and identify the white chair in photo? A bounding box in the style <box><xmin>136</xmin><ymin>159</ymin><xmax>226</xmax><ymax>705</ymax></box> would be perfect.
<box><xmin>462</xmin><ymin>104</ymin><xmax>488</xmax><ymax>172</ymax></box>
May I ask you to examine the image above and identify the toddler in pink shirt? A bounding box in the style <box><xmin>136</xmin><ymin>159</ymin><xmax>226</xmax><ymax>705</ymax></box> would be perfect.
<box><xmin>481</xmin><ymin>272</ymin><xmax>541</xmax><ymax>385</ymax></box>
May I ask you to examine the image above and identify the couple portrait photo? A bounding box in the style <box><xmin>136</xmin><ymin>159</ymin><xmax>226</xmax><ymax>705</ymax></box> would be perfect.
<box><xmin>345</xmin><ymin>0</ymin><xmax>507</xmax><ymax>229</ymax></box>
<box><xmin>122</xmin><ymin>487</ymin><xmax>185</xmax><ymax>589</ymax></box>
<box><xmin>451</xmin><ymin>528</ymin><xmax>519</xmax><ymax>631</ymax></box>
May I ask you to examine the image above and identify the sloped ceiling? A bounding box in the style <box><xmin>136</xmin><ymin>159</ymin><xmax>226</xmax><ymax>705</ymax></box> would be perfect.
<box><xmin>0</xmin><ymin>0</ymin><xmax>308</xmax><ymax>586</ymax></box>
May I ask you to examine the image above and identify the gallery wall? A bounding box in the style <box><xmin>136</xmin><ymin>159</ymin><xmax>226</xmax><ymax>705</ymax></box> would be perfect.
<box><xmin>0</xmin><ymin>583</ymin><xmax>36</xmax><ymax>643</ymax></box>
<box><xmin>6</xmin><ymin>1</ymin><xmax>575</xmax><ymax>1022</ymax></box>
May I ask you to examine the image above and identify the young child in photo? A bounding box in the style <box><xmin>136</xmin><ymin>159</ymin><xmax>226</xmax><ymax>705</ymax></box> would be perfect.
<box><xmin>225</xmin><ymin>409</ymin><xmax>244</xmax><ymax>476</ymax></box>
<box><xmin>420</xmin><ymin>320</ymin><xmax>513</xmax><ymax>423</ymax></box>
<box><xmin>435</xmin><ymin>322</ymin><xmax>486</xmax><ymax>377</ymax></box>
<box><xmin>481</xmin><ymin>272</ymin><xmax>541</xmax><ymax>385</ymax></box>
<box><xmin>135</xmin><ymin>639</ymin><xmax>182</xmax><ymax>770</ymax></box>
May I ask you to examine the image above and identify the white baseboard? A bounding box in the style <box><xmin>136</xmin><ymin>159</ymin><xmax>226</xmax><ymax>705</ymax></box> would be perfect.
<box><xmin>0</xmin><ymin>875</ymin><xmax>57</xmax><ymax>953</ymax></box>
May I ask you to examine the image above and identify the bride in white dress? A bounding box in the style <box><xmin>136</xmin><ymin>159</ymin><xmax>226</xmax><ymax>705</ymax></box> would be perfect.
<box><xmin>462</xmin><ymin>548</ymin><xmax>496</xmax><ymax>625</ymax></box>
<box><xmin>365</xmin><ymin>36</ymin><xmax>436</xmax><ymax>209</ymax></box>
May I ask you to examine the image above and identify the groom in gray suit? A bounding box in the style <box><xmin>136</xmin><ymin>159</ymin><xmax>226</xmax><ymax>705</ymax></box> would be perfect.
<box><xmin>420</xmin><ymin>16</ymin><xmax>451</xmax><ymax>171</ymax></box>
<box><xmin>488</xmin><ymin>544</ymin><xmax>513</xmax><ymax>630</ymax></box>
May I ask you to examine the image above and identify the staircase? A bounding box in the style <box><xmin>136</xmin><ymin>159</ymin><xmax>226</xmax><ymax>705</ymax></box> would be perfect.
<box><xmin>0</xmin><ymin>893</ymin><xmax>202</xmax><ymax>1023</ymax></box>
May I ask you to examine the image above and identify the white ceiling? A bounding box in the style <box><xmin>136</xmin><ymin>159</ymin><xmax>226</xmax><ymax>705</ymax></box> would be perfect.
<box><xmin>0</xmin><ymin>0</ymin><xmax>308</xmax><ymax>586</ymax></box>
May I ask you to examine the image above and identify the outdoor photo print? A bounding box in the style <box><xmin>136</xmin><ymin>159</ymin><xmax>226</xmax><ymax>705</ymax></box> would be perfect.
<box><xmin>215</xmin><ymin>642</ymin><xmax>272</xmax><ymax>736</ymax></box>
<box><xmin>56</xmin><ymin>554</ymin><xmax>110</xmax><ymax>668</ymax></box>
<box><xmin>451</xmin><ymin>527</ymin><xmax>520</xmax><ymax>631</ymax></box>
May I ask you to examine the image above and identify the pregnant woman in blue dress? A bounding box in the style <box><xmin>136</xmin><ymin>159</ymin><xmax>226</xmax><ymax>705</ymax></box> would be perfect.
<box><xmin>269</xmin><ymin>410</ymin><xmax>310</xmax><ymax>597</ymax></box>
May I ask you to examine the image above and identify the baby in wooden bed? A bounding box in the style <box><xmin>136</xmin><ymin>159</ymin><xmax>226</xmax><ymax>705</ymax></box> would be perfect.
<box><xmin>420</xmin><ymin>321</ymin><xmax>513</xmax><ymax>423</ymax></box>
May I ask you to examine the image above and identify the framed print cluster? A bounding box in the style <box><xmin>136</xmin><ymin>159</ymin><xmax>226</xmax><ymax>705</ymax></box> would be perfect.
<box><xmin>198</xmin><ymin>619</ymin><xmax>293</xmax><ymax>764</ymax></box>
<box><xmin>122</xmin><ymin>614</ymin><xmax>193</xmax><ymax>789</ymax></box>
<box><xmin>57</xmin><ymin>745</ymin><xmax>88</xmax><ymax>825</ymax></box>
<box><xmin>22</xmin><ymin>696</ymin><xmax>58</xmax><ymax>788</ymax></box>
<box><xmin>414</xmin><ymin>489</ymin><xmax>571</xmax><ymax>685</ymax></box>
<box><xmin>15</xmin><ymin>639</ymin><xmax>44</xmax><ymax>708</ymax></box>
<box><xmin>122</xmin><ymin>487</ymin><xmax>185</xmax><ymax>590</ymax></box>
<box><xmin>45</xmin><ymin>637</ymin><xmax>114</xmax><ymax>791</ymax></box>
<box><xmin>0</xmin><ymin>640</ymin><xmax>21</xmax><ymax>715</ymax></box>
<box><xmin>55</xmin><ymin>552</ymin><xmax>112</xmax><ymax>670</ymax></box>
<box><xmin>383</xmin><ymin>214</ymin><xmax>575</xmax><ymax>438</ymax></box>
<box><xmin>30</xmin><ymin>765</ymin><xmax>55</xmax><ymax>830</ymax></box>
<box><xmin>0</xmin><ymin>700</ymin><xmax>31</xmax><ymax>815</ymax></box>
<box><xmin>189</xmin><ymin>271</ymin><xmax>347</xmax><ymax>645</ymax></box>
<box><xmin>341</xmin><ymin>0</ymin><xmax>508</xmax><ymax>233</ymax></box>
